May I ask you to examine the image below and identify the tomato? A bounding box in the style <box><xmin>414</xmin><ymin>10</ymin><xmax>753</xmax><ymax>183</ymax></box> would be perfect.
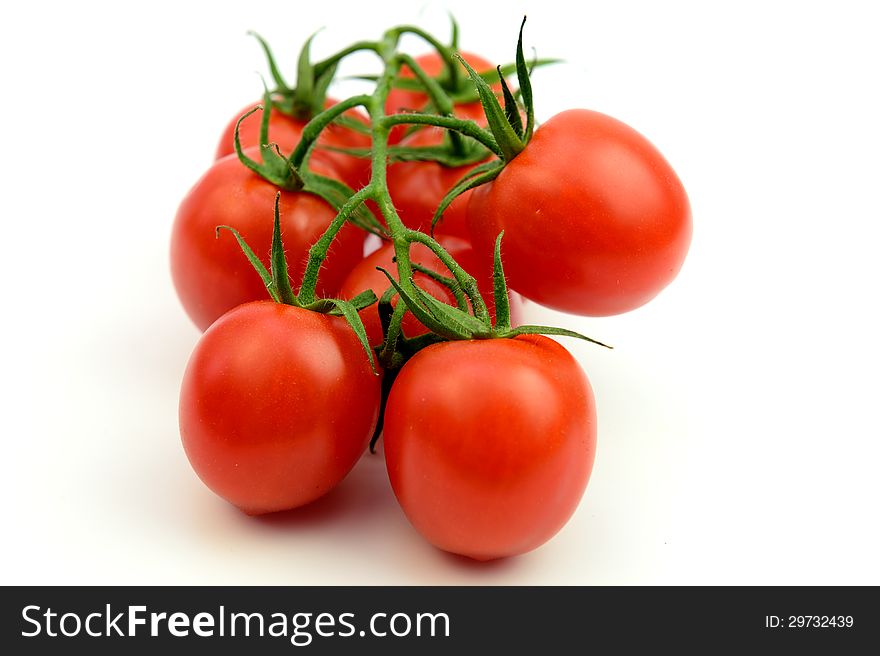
<box><xmin>467</xmin><ymin>109</ymin><xmax>692</xmax><ymax>316</ymax></box>
<box><xmin>170</xmin><ymin>147</ymin><xmax>365</xmax><ymax>331</ymax></box>
<box><xmin>215</xmin><ymin>99</ymin><xmax>372</xmax><ymax>189</ymax></box>
<box><xmin>338</xmin><ymin>236</ymin><xmax>521</xmax><ymax>348</ymax></box>
<box><xmin>179</xmin><ymin>301</ymin><xmax>381</xmax><ymax>515</ymax></box>
<box><xmin>383</xmin><ymin>335</ymin><xmax>596</xmax><ymax>560</ymax></box>
<box><xmin>385</xmin><ymin>51</ymin><xmax>493</xmax><ymax>144</ymax></box>
<box><xmin>387</xmin><ymin>127</ymin><xmax>491</xmax><ymax>239</ymax></box>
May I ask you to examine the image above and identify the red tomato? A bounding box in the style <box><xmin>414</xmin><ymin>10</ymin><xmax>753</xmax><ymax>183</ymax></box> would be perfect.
<box><xmin>179</xmin><ymin>301</ymin><xmax>380</xmax><ymax>515</ymax></box>
<box><xmin>385</xmin><ymin>51</ymin><xmax>493</xmax><ymax>144</ymax></box>
<box><xmin>170</xmin><ymin>147</ymin><xmax>365</xmax><ymax>331</ymax></box>
<box><xmin>338</xmin><ymin>236</ymin><xmax>521</xmax><ymax>347</ymax></box>
<box><xmin>467</xmin><ymin>109</ymin><xmax>692</xmax><ymax>316</ymax></box>
<box><xmin>215</xmin><ymin>99</ymin><xmax>372</xmax><ymax>189</ymax></box>
<box><xmin>383</xmin><ymin>335</ymin><xmax>596</xmax><ymax>560</ymax></box>
<box><xmin>387</xmin><ymin>127</ymin><xmax>491</xmax><ymax>239</ymax></box>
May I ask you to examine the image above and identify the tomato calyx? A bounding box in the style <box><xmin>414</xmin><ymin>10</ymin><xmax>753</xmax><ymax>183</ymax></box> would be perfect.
<box><xmin>248</xmin><ymin>30</ymin><xmax>339</xmax><ymax>122</ymax></box>
<box><xmin>234</xmin><ymin>104</ymin><xmax>304</xmax><ymax>192</ymax></box>
<box><xmin>218</xmin><ymin>193</ymin><xmax>378</xmax><ymax>372</ymax></box>
<box><xmin>380</xmin><ymin>232</ymin><xmax>612</xmax><ymax>348</ymax></box>
<box><xmin>457</xmin><ymin>18</ymin><xmax>536</xmax><ymax>160</ymax></box>
<box><xmin>428</xmin><ymin>18</ymin><xmax>539</xmax><ymax>231</ymax></box>
<box><xmin>232</xmin><ymin>88</ymin><xmax>382</xmax><ymax>235</ymax></box>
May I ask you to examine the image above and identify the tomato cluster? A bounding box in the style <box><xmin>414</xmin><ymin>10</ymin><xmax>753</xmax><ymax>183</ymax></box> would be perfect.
<box><xmin>171</xmin><ymin>21</ymin><xmax>690</xmax><ymax>561</ymax></box>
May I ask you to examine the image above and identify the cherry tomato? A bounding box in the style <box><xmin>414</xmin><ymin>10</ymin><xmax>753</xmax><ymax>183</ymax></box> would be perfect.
<box><xmin>386</xmin><ymin>51</ymin><xmax>493</xmax><ymax>144</ymax></box>
<box><xmin>383</xmin><ymin>335</ymin><xmax>596</xmax><ymax>560</ymax></box>
<box><xmin>467</xmin><ymin>109</ymin><xmax>692</xmax><ymax>316</ymax></box>
<box><xmin>179</xmin><ymin>301</ymin><xmax>381</xmax><ymax>515</ymax></box>
<box><xmin>170</xmin><ymin>147</ymin><xmax>365</xmax><ymax>331</ymax></box>
<box><xmin>215</xmin><ymin>100</ymin><xmax>372</xmax><ymax>189</ymax></box>
<box><xmin>387</xmin><ymin>127</ymin><xmax>491</xmax><ymax>239</ymax></box>
<box><xmin>338</xmin><ymin>236</ymin><xmax>520</xmax><ymax>348</ymax></box>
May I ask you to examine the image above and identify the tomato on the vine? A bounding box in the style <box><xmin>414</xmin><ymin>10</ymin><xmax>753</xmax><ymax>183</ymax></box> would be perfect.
<box><xmin>170</xmin><ymin>148</ymin><xmax>365</xmax><ymax>331</ymax></box>
<box><xmin>179</xmin><ymin>301</ymin><xmax>381</xmax><ymax>515</ymax></box>
<box><xmin>338</xmin><ymin>236</ymin><xmax>520</xmax><ymax>348</ymax></box>
<box><xmin>466</xmin><ymin>108</ymin><xmax>692</xmax><ymax>316</ymax></box>
<box><xmin>383</xmin><ymin>334</ymin><xmax>596</xmax><ymax>560</ymax></box>
<box><xmin>215</xmin><ymin>100</ymin><xmax>371</xmax><ymax>189</ymax></box>
<box><xmin>386</xmin><ymin>51</ymin><xmax>493</xmax><ymax>144</ymax></box>
<box><xmin>386</xmin><ymin>127</ymin><xmax>491</xmax><ymax>240</ymax></box>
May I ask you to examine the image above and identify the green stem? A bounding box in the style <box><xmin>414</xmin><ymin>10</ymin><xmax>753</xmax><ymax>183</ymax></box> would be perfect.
<box><xmin>289</xmin><ymin>94</ymin><xmax>372</xmax><ymax>169</ymax></box>
<box><xmin>378</xmin><ymin>300</ymin><xmax>408</xmax><ymax>370</ymax></box>
<box><xmin>410</xmin><ymin>263</ymin><xmax>467</xmax><ymax>311</ymax></box>
<box><xmin>406</xmin><ymin>230</ymin><xmax>490</xmax><ymax>323</ymax></box>
<box><xmin>394</xmin><ymin>53</ymin><xmax>465</xmax><ymax>155</ymax></box>
<box><xmin>313</xmin><ymin>41</ymin><xmax>381</xmax><ymax>78</ymax></box>
<box><xmin>379</xmin><ymin>113</ymin><xmax>501</xmax><ymax>157</ymax></box>
<box><xmin>366</xmin><ymin>42</ymin><xmax>432</xmax><ymax>368</ymax></box>
<box><xmin>393</xmin><ymin>25</ymin><xmax>460</xmax><ymax>90</ymax></box>
<box><xmin>394</xmin><ymin>53</ymin><xmax>455</xmax><ymax>115</ymax></box>
<box><xmin>297</xmin><ymin>185</ymin><xmax>374</xmax><ymax>304</ymax></box>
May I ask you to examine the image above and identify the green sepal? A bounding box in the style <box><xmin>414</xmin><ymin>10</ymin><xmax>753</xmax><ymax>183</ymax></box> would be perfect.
<box><xmin>248</xmin><ymin>31</ymin><xmax>290</xmax><ymax>92</ymax></box>
<box><xmin>233</xmin><ymin>105</ymin><xmax>305</xmax><ymax>191</ymax></box>
<box><xmin>376</xmin><ymin>282</ymin><xmax>399</xmax><ymax>348</ymax></box>
<box><xmin>457</xmin><ymin>55</ymin><xmax>524</xmax><ymax>161</ymax></box>
<box><xmin>410</xmin><ymin>263</ymin><xmax>467</xmax><ymax>311</ymax></box>
<box><xmin>344</xmin><ymin>289</ymin><xmax>379</xmax><ymax>312</ymax></box>
<box><xmin>410</xmin><ymin>283</ymin><xmax>492</xmax><ymax>337</ymax></box>
<box><xmin>214</xmin><ymin>225</ymin><xmax>280</xmax><ymax>303</ymax></box>
<box><xmin>449</xmin><ymin>13</ymin><xmax>460</xmax><ymax>51</ymax></box>
<box><xmin>515</xmin><ymin>17</ymin><xmax>536</xmax><ymax>141</ymax></box>
<box><xmin>304</xmin><ymin>290</ymin><xmax>378</xmax><ymax>317</ymax></box>
<box><xmin>300</xmin><ymin>294</ymin><xmax>378</xmax><ymax>373</ymax></box>
<box><xmin>301</xmin><ymin>173</ymin><xmax>386</xmax><ymax>236</ymax></box>
<box><xmin>348</xmin><ymin>58</ymin><xmax>559</xmax><ymax>104</ymax></box>
<box><xmin>323</xmin><ymin>140</ymin><xmax>489</xmax><ymax>168</ymax></box>
<box><xmin>431</xmin><ymin>160</ymin><xmax>504</xmax><ymax>234</ymax></box>
<box><xmin>311</xmin><ymin>61</ymin><xmax>338</xmax><ymax>115</ymax></box>
<box><xmin>502</xmin><ymin>325</ymin><xmax>613</xmax><ymax>350</ymax></box>
<box><xmin>399</xmin><ymin>332</ymin><xmax>446</xmax><ymax>354</ymax></box>
<box><xmin>332</xmin><ymin>113</ymin><xmax>372</xmax><ymax>136</ymax></box>
<box><xmin>498</xmin><ymin>67</ymin><xmax>524</xmax><ymax>139</ymax></box>
<box><xmin>390</xmin><ymin>141</ymin><xmax>490</xmax><ymax>166</ymax></box>
<box><xmin>326</xmin><ymin>298</ymin><xmax>378</xmax><ymax>374</ymax></box>
<box><xmin>491</xmin><ymin>232</ymin><xmax>511</xmax><ymax>331</ymax></box>
<box><xmin>269</xmin><ymin>192</ymin><xmax>297</xmax><ymax>305</ymax></box>
<box><xmin>377</xmin><ymin>268</ymin><xmax>472</xmax><ymax>340</ymax></box>
<box><xmin>292</xmin><ymin>32</ymin><xmax>319</xmax><ymax>118</ymax></box>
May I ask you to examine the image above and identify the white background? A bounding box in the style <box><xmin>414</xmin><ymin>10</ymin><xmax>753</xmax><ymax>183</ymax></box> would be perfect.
<box><xmin>2</xmin><ymin>0</ymin><xmax>878</xmax><ymax>585</ymax></box>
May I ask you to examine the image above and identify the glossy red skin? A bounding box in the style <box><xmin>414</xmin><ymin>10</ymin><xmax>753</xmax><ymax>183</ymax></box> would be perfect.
<box><xmin>467</xmin><ymin>109</ymin><xmax>692</xmax><ymax>316</ymax></box>
<box><xmin>179</xmin><ymin>301</ymin><xmax>381</xmax><ymax>515</ymax></box>
<box><xmin>215</xmin><ymin>99</ymin><xmax>372</xmax><ymax>189</ymax></box>
<box><xmin>383</xmin><ymin>335</ymin><xmax>596</xmax><ymax>560</ymax></box>
<box><xmin>387</xmin><ymin>127</ymin><xmax>490</xmax><ymax>240</ymax></box>
<box><xmin>338</xmin><ymin>236</ymin><xmax>520</xmax><ymax>348</ymax></box>
<box><xmin>385</xmin><ymin>51</ymin><xmax>493</xmax><ymax>144</ymax></box>
<box><xmin>170</xmin><ymin>147</ymin><xmax>365</xmax><ymax>331</ymax></box>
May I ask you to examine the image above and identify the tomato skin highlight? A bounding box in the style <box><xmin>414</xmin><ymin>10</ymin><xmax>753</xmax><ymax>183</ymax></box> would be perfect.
<box><xmin>467</xmin><ymin>108</ymin><xmax>692</xmax><ymax>316</ymax></box>
<box><xmin>215</xmin><ymin>100</ymin><xmax>372</xmax><ymax>189</ymax></box>
<box><xmin>385</xmin><ymin>51</ymin><xmax>493</xmax><ymax>144</ymax></box>
<box><xmin>170</xmin><ymin>147</ymin><xmax>365</xmax><ymax>332</ymax></box>
<box><xmin>383</xmin><ymin>335</ymin><xmax>596</xmax><ymax>560</ymax></box>
<box><xmin>179</xmin><ymin>301</ymin><xmax>381</xmax><ymax>515</ymax></box>
<box><xmin>338</xmin><ymin>236</ymin><xmax>521</xmax><ymax>348</ymax></box>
